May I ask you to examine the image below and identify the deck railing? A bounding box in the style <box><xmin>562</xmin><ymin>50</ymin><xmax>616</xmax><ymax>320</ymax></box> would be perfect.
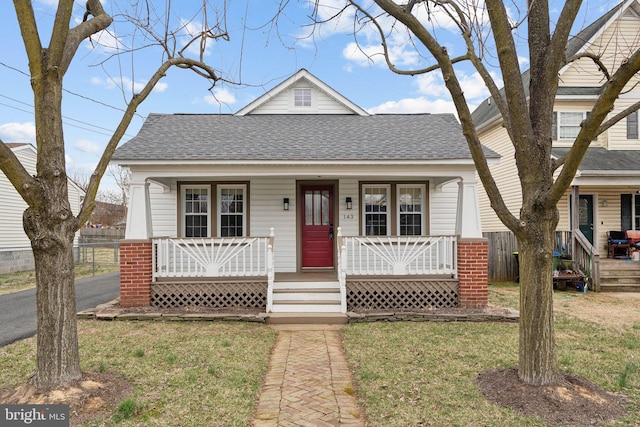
<box><xmin>153</xmin><ymin>229</ymin><xmax>274</xmax><ymax>281</ymax></box>
<box><xmin>337</xmin><ymin>228</ymin><xmax>457</xmax><ymax>277</ymax></box>
<box><xmin>572</xmin><ymin>229</ymin><xmax>600</xmax><ymax>291</ymax></box>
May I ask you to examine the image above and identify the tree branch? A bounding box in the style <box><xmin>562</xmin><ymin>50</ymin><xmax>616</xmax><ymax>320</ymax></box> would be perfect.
<box><xmin>59</xmin><ymin>0</ymin><xmax>113</xmax><ymax>75</ymax></box>
<box><xmin>12</xmin><ymin>0</ymin><xmax>43</xmax><ymax>75</ymax></box>
<box><xmin>550</xmin><ymin>46</ymin><xmax>640</xmax><ymax>203</ymax></box>
<box><xmin>0</xmin><ymin>141</ymin><xmax>42</xmax><ymax>206</ymax></box>
<box><xmin>77</xmin><ymin>58</ymin><xmax>221</xmax><ymax>225</ymax></box>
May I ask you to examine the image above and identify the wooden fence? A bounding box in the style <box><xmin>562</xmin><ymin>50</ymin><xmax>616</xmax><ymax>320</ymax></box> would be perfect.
<box><xmin>485</xmin><ymin>230</ymin><xmax>574</xmax><ymax>282</ymax></box>
<box><xmin>484</xmin><ymin>231</ymin><xmax>518</xmax><ymax>282</ymax></box>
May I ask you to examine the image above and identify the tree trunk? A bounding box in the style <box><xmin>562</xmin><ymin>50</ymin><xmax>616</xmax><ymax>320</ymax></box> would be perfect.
<box><xmin>27</xmin><ymin>212</ymin><xmax>82</xmax><ymax>389</ymax></box>
<box><xmin>517</xmin><ymin>206</ymin><xmax>560</xmax><ymax>385</ymax></box>
<box><xmin>24</xmin><ymin>58</ymin><xmax>82</xmax><ymax>389</ymax></box>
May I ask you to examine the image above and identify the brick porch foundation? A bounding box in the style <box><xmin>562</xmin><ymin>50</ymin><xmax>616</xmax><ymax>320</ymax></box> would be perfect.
<box><xmin>457</xmin><ymin>238</ymin><xmax>489</xmax><ymax>308</ymax></box>
<box><xmin>119</xmin><ymin>240</ymin><xmax>152</xmax><ymax>307</ymax></box>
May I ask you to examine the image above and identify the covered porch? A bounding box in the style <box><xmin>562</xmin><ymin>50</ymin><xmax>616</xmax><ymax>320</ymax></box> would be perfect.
<box><xmin>119</xmin><ymin>168</ymin><xmax>489</xmax><ymax>312</ymax></box>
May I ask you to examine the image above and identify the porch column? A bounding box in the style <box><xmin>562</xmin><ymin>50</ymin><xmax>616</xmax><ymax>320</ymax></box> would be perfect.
<box><xmin>456</xmin><ymin>177</ymin><xmax>482</xmax><ymax>238</ymax></box>
<box><xmin>456</xmin><ymin>176</ymin><xmax>488</xmax><ymax>307</ymax></box>
<box><xmin>571</xmin><ymin>186</ymin><xmax>580</xmax><ymax>259</ymax></box>
<box><xmin>120</xmin><ymin>180</ymin><xmax>153</xmax><ymax>307</ymax></box>
<box><xmin>125</xmin><ymin>181</ymin><xmax>152</xmax><ymax>240</ymax></box>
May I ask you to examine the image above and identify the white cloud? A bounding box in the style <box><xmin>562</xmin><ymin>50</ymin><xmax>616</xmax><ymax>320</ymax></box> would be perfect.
<box><xmin>91</xmin><ymin>76</ymin><xmax>168</xmax><ymax>94</ymax></box>
<box><xmin>0</xmin><ymin>122</ymin><xmax>36</xmax><ymax>144</ymax></box>
<box><xmin>203</xmin><ymin>88</ymin><xmax>237</xmax><ymax>106</ymax></box>
<box><xmin>342</xmin><ymin>39</ymin><xmax>420</xmax><ymax>68</ymax></box>
<box><xmin>369</xmin><ymin>97</ymin><xmax>459</xmax><ymax>115</ymax></box>
<box><xmin>415</xmin><ymin>69</ymin><xmax>502</xmax><ymax>103</ymax></box>
<box><xmin>179</xmin><ymin>18</ymin><xmax>215</xmax><ymax>57</ymax></box>
<box><xmin>75</xmin><ymin>138</ymin><xmax>102</xmax><ymax>153</ymax></box>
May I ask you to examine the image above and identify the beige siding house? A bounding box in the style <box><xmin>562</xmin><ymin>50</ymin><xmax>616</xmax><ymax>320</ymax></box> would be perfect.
<box><xmin>113</xmin><ymin>69</ymin><xmax>498</xmax><ymax>320</ymax></box>
<box><xmin>473</xmin><ymin>0</ymin><xmax>640</xmax><ymax>290</ymax></box>
<box><xmin>0</xmin><ymin>143</ymin><xmax>85</xmax><ymax>273</ymax></box>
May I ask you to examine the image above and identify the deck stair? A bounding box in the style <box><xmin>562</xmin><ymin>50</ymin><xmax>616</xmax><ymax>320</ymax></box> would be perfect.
<box><xmin>598</xmin><ymin>258</ymin><xmax>640</xmax><ymax>292</ymax></box>
<box><xmin>267</xmin><ymin>280</ymin><xmax>347</xmax><ymax>324</ymax></box>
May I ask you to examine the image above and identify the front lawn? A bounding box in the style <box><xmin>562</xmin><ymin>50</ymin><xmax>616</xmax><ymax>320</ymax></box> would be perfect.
<box><xmin>341</xmin><ymin>283</ymin><xmax>640</xmax><ymax>426</ymax></box>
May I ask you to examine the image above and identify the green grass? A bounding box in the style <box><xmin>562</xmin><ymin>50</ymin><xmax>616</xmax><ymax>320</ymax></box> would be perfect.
<box><xmin>0</xmin><ymin>248</ymin><xmax>120</xmax><ymax>295</ymax></box>
<box><xmin>341</xmin><ymin>282</ymin><xmax>640</xmax><ymax>426</ymax></box>
<box><xmin>0</xmin><ymin>321</ymin><xmax>277</xmax><ymax>426</ymax></box>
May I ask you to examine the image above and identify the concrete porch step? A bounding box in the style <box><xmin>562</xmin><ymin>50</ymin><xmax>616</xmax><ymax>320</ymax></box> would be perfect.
<box><xmin>266</xmin><ymin>312</ymin><xmax>348</xmax><ymax>325</ymax></box>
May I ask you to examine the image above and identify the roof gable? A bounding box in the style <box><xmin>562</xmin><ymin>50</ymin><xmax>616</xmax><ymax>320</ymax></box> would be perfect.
<box><xmin>472</xmin><ymin>0</ymin><xmax>640</xmax><ymax>130</ymax></box>
<box><xmin>235</xmin><ymin>69</ymin><xmax>369</xmax><ymax>116</ymax></box>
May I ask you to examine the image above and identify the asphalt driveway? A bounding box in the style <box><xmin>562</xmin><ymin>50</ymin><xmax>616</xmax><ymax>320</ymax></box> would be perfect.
<box><xmin>0</xmin><ymin>272</ymin><xmax>120</xmax><ymax>347</ymax></box>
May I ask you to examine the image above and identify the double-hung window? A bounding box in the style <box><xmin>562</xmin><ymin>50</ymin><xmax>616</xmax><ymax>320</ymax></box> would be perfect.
<box><xmin>362</xmin><ymin>184</ymin><xmax>426</xmax><ymax>236</ymax></box>
<box><xmin>218</xmin><ymin>185</ymin><xmax>246</xmax><ymax>237</ymax></box>
<box><xmin>363</xmin><ymin>185</ymin><xmax>390</xmax><ymax>236</ymax></box>
<box><xmin>398</xmin><ymin>185</ymin><xmax>425</xmax><ymax>236</ymax></box>
<box><xmin>181</xmin><ymin>183</ymin><xmax>247</xmax><ymax>238</ymax></box>
<box><xmin>183</xmin><ymin>186</ymin><xmax>210</xmax><ymax>237</ymax></box>
<box><xmin>628</xmin><ymin>111</ymin><xmax>638</xmax><ymax>139</ymax></box>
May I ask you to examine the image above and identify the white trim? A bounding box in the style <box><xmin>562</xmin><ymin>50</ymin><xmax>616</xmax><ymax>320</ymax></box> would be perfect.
<box><xmin>235</xmin><ymin>69</ymin><xmax>370</xmax><ymax>116</ymax></box>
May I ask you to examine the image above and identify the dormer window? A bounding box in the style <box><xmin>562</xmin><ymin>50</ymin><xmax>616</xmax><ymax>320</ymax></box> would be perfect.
<box><xmin>294</xmin><ymin>88</ymin><xmax>312</xmax><ymax>107</ymax></box>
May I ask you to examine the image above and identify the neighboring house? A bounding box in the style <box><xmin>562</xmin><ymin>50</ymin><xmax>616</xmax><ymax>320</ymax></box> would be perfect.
<box><xmin>0</xmin><ymin>143</ymin><xmax>85</xmax><ymax>274</ymax></box>
<box><xmin>472</xmin><ymin>0</ymin><xmax>640</xmax><ymax>290</ymax></box>
<box><xmin>113</xmin><ymin>69</ymin><xmax>499</xmax><ymax>317</ymax></box>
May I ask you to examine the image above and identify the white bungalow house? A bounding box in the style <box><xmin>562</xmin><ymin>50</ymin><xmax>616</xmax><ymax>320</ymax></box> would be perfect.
<box><xmin>113</xmin><ymin>69</ymin><xmax>498</xmax><ymax>318</ymax></box>
<box><xmin>472</xmin><ymin>0</ymin><xmax>640</xmax><ymax>291</ymax></box>
<box><xmin>0</xmin><ymin>143</ymin><xmax>85</xmax><ymax>273</ymax></box>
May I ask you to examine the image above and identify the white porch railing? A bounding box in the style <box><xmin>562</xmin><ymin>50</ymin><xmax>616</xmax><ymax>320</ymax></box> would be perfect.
<box><xmin>153</xmin><ymin>228</ymin><xmax>275</xmax><ymax>282</ymax></box>
<box><xmin>337</xmin><ymin>228</ymin><xmax>457</xmax><ymax>277</ymax></box>
<box><xmin>336</xmin><ymin>228</ymin><xmax>457</xmax><ymax>312</ymax></box>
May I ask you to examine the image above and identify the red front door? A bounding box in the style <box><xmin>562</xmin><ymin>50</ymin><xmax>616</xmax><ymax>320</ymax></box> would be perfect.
<box><xmin>301</xmin><ymin>185</ymin><xmax>334</xmax><ymax>268</ymax></box>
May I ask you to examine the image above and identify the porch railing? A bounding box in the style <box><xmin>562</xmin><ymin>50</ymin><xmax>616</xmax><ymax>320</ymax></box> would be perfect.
<box><xmin>153</xmin><ymin>229</ymin><xmax>275</xmax><ymax>281</ymax></box>
<box><xmin>337</xmin><ymin>228</ymin><xmax>457</xmax><ymax>277</ymax></box>
<box><xmin>572</xmin><ymin>229</ymin><xmax>600</xmax><ymax>291</ymax></box>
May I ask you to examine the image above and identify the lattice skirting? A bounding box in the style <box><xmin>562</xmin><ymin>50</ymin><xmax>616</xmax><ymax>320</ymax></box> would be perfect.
<box><xmin>151</xmin><ymin>282</ymin><xmax>267</xmax><ymax>308</ymax></box>
<box><xmin>347</xmin><ymin>280</ymin><xmax>459</xmax><ymax>310</ymax></box>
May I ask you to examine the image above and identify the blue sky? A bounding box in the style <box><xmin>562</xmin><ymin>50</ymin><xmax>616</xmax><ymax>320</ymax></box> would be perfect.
<box><xmin>0</xmin><ymin>0</ymin><xmax>623</xmax><ymax>192</ymax></box>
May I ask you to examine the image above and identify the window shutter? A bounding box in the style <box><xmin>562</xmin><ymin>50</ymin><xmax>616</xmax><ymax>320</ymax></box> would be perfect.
<box><xmin>622</xmin><ymin>194</ymin><xmax>633</xmax><ymax>231</ymax></box>
<box><xmin>627</xmin><ymin>111</ymin><xmax>638</xmax><ymax>139</ymax></box>
<box><xmin>552</xmin><ymin>112</ymin><xmax>557</xmax><ymax>140</ymax></box>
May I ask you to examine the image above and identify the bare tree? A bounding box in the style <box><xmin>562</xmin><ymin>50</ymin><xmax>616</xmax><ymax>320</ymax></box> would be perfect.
<box><xmin>324</xmin><ymin>0</ymin><xmax>640</xmax><ymax>385</ymax></box>
<box><xmin>0</xmin><ymin>0</ymin><xmax>227</xmax><ymax>390</ymax></box>
<box><xmin>107</xmin><ymin>165</ymin><xmax>131</xmax><ymax>208</ymax></box>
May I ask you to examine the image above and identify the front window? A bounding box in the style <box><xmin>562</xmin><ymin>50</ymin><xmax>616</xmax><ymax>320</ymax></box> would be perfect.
<box><xmin>219</xmin><ymin>185</ymin><xmax>246</xmax><ymax>237</ymax></box>
<box><xmin>398</xmin><ymin>185</ymin><xmax>425</xmax><ymax>236</ymax></box>
<box><xmin>363</xmin><ymin>185</ymin><xmax>389</xmax><ymax>236</ymax></box>
<box><xmin>558</xmin><ymin>112</ymin><xmax>585</xmax><ymax>140</ymax></box>
<box><xmin>183</xmin><ymin>186</ymin><xmax>209</xmax><ymax>237</ymax></box>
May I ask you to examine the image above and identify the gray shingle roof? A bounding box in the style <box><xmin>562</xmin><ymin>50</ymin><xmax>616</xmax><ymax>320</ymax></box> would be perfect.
<box><xmin>552</xmin><ymin>147</ymin><xmax>640</xmax><ymax>172</ymax></box>
<box><xmin>113</xmin><ymin>113</ymin><xmax>498</xmax><ymax>162</ymax></box>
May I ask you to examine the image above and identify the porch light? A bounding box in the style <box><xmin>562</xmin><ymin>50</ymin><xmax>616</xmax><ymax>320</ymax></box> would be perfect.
<box><xmin>346</xmin><ymin>197</ymin><xmax>353</xmax><ymax>210</ymax></box>
<box><xmin>283</xmin><ymin>198</ymin><xmax>290</xmax><ymax>211</ymax></box>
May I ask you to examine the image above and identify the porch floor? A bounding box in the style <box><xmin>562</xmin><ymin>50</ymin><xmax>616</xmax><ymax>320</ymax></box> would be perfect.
<box><xmin>275</xmin><ymin>271</ymin><xmax>338</xmax><ymax>282</ymax></box>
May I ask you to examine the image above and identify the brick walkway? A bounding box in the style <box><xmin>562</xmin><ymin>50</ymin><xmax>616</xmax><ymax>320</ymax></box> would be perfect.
<box><xmin>253</xmin><ymin>325</ymin><xmax>365</xmax><ymax>426</ymax></box>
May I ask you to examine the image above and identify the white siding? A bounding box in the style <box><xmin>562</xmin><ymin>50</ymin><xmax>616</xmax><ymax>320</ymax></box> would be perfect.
<box><xmin>338</xmin><ymin>179</ymin><xmax>359</xmax><ymax>237</ymax></box>
<box><xmin>476</xmin><ymin>125</ymin><xmax>522</xmax><ymax>232</ymax></box>
<box><xmin>249</xmin><ymin>79</ymin><xmax>355</xmax><ymax>115</ymax></box>
<box><xmin>561</xmin><ymin>11</ymin><xmax>640</xmax><ymax>88</ymax></box>
<box><xmin>0</xmin><ymin>155</ymin><xmax>31</xmax><ymax>247</ymax></box>
<box><xmin>606</xmin><ymin>97</ymin><xmax>640</xmax><ymax>150</ymax></box>
<box><xmin>430</xmin><ymin>181</ymin><xmax>458</xmax><ymax>235</ymax></box>
<box><xmin>249</xmin><ymin>178</ymin><xmax>297</xmax><ymax>272</ymax></box>
<box><xmin>149</xmin><ymin>183</ymin><xmax>177</xmax><ymax>237</ymax></box>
